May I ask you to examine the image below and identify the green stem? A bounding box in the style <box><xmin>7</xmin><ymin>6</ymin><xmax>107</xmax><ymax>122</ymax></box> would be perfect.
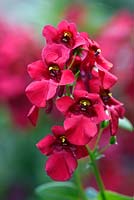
<box><xmin>99</xmin><ymin>144</ymin><xmax>111</xmax><ymax>154</ymax></box>
<box><xmin>66</xmin><ymin>85</ymin><xmax>70</xmax><ymax>96</ymax></box>
<box><xmin>86</xmin><ymin>146</ymin><xmax>106</xmax><ymax>200</ymax></box>
<box><xmin>74</xmin><ymin>170</ymin><xmax>89</xmax><ymax>200</ymax></box>
<box><xmin>68</xmin><ymin>51</ymin><xmax>77</xmax><ymax>69</ymax></box>
<box><xmin>93</xmin><ymin>128</ymin><xmax>103</xmax><ymax>151</ymax></box>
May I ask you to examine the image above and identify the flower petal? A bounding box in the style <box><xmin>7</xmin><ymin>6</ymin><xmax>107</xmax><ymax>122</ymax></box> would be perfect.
<box><xmin>75</xmin><ymin>146</ymin><xmax>88</xmax><ymax>159</ymax></box>
<box><xmin>25</xmin><ymin>80</ymin><xmax>57</xmax><ymax>107</ymax></box>
<box><xmin>42</xmin><ymin>44</ymin><xmax>70</xmax><ymax>68</ymax></box>
<box><xmin>45</xmin><ymin>151</ymin><xmax>77</xmax><ymax>181</ymax></box>
<box><xmin>59</xmin><ymin>69</ymin><xmax>75</xmax><ymax>85</ymax></box>
<box><xmin>52</xmin><ymin>125</ymin><xmax>65</xmax><ymax>137</ymax></box>
<box><xmin>27</xmin><ymin>60</ymin><xmax>46</xmax><ymax>80</ymax></box>
<box><xmin>27</xmin><ymin>105</ymin><xmax>39</xmax><ymax>126</ymax></box>
<box><xmin>58</xmin><ymin>20</ymin><xmax>77</xmax><ymax>36</ymax></box>
<box><xmin>36</xmin><ymin>135</ymin><xmax>55</xmax><ymax>155</ymax></box>
<box><xmin>42</xmin><ymin>25</ymin><xmax>58</xmax><ymax>43</ymax></box>
<box><xmin>96</xmin><ymin>54</ymin><xmax>113</xmax><ymax>70</ymax></box>
<box><xmin>56</xmin><ymin>96</ymin><xmax>74</xmax><ymax>114</ymax></box>
<box><xmin>73</xmin><ymin>89</ymin><xmax>99</xmax><ymax>102</ymax></box>
<box><xmin>98</xmin><ymin>69</ymin><xmax>117</xmax><ymax>89</ymax></box>
<box><xmin>109</xmin><ymin>108</ymin><xmax>119</xmax><ymax>136</ymax></box>
<box><xmin>64</xmin><ymin>115</ymin><xmax>97</xmax><ymax>145</ymax></box>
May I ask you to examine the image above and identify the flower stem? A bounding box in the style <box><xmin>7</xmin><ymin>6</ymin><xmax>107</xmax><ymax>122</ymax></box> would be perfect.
<box><xmin>86</xmin><ymin>146</ymin><xmax>106</xmax><ymax>200</ymax></box>
<box><xmin>68</xmin><ymin>51</ymin><xmax>77</xmax><ymax>69</ymax></box>
<box><xmin>66</xmin><ymin>85</ymin><xmax>71</xmax><ymax>96</ymax></box>
<box><xmin>74</xmin><ymin>170</ymin><xmax>89</xmax><ymax>200</ymax></box>
<box><xmin>93</xmin><ymin>128</ymin><xmax>103</xmax><ymax>151</ymax></box>
<box><xmin>99</xmin><ymin>144</ymin><xmax>111</xmax><ymax>154</ymax></box>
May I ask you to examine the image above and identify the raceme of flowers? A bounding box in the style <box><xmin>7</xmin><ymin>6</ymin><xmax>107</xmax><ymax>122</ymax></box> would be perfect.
<box><xmin>25</xmin><ymin>20</ymin><xmax>125</xmax><ymax>181</ymax></box>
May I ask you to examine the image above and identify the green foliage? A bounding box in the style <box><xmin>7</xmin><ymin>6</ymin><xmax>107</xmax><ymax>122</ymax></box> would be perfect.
<box><xmin>119</xmin><ymin>118</ymin><xmax>134</xmax><ymax>132</ymax></box>
<box><xmin>35</xmin><ymin>182</ymin><xmax>79</xmax><ymax>200</ymax></box>
<box><xmin>35</xmin><ymin>183</ymin><xmax>133</xmax><ymax>200</ymax></box>
<box><xmin>98</xmin><ymin>190</ymin><xmax>132</xmax><ymax>200</ymax></box>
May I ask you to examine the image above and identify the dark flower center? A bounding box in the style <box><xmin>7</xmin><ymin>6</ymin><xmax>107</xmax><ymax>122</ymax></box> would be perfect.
<box><xmin>60</xmin><ymin>135</ymin><xmax>66</xmax><ymax>143</ymax></box>
<box><xmin>48</xmin><ymin>65</ymin><xmax>61</xmax><ymax>81</ymax></box>
<box><xmin>70</xmin><ymin>98</ymin><xmax>97</xmax><ymax>118</ymax></box>
<box><xmin>79</xmin><ymin>99</ymin><xmax>91</xmax><ymax>111</ymax></box>
<box><xmin>62</xmin><ymin>31</ymin><xmax>72</xmax><ymax>43</ymax></box>
<box><xmin>91</xmin><ymin>45</ymin><xmax>101</xmax><ymax>56</ymax></box>
<box><xmin>94</xmin><ymin>48</ymin><xmax>101</xmax><ymax>56</ymax></box>
<box><xmin>100</xmin><ymin>89</ymin><xmax>112</xmax><ymax>103</ymax></box>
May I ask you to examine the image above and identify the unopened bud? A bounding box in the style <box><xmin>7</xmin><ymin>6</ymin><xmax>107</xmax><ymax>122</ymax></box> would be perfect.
<box><xmin>101</xmin><ymin>120</ymin><xmax>109</xmax><ymax>128</ymax></box>
<box><xmin>110</xmin><ymin>136</ymin><xmax>117</xmax><ymax>145</ymax></box>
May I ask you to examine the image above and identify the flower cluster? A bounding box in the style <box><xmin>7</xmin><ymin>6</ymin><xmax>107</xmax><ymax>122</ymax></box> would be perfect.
<box><xmin>25</xmin><ymin>20</ymin><xmax>125</xmax><ymax>181</ymax></box>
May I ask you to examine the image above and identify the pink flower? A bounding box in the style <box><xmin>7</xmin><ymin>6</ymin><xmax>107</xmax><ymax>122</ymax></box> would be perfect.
<box><xmin>79</xmin><ymin>33</ymin><xmax>113</xmax><ymax>70</ymax></box>
<box><xmin>26</xmin><ymin>44</ymin><xmax>75</xmax><ymax>108</ymax></box>
<box><xmin>36</xmin><ymin>125</ymin><xmax>87</xmax><ymax>181</ymax></box>
<box><xmin>42</xmin><ymin>20</ymin><xmax>86</xmax><ymax>49</ymax></box>
<box><xmin>102</xmin><ymin>95</ymin><xmax>125</xmax><ymax>135</ymax></box>
<box><xmin>56</xmin><ymin>90</ymin><xmax>108</xmax><ymax>145</ymax></box>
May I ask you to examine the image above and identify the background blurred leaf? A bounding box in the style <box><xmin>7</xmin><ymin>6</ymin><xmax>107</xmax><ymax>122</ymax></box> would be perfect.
<box><xmin>119</xmin><ymin>117</ymin><xmax>134</xmax><ymax>132</ymax></box>
<box><xmin>98</xmin><ymin>191</ymin><xmax>132</xmax><ymax>200</ymax></box>
<box><xmin>35</xmin><ymin>182</ymin><xmax>79</xmax><ymax>200</ymax></box>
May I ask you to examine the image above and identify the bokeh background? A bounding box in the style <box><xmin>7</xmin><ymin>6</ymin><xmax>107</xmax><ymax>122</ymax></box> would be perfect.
<box><xmin>0</xmin><ymin>0</ymin><xmax>133</xmax><ymax>199</ymax></box>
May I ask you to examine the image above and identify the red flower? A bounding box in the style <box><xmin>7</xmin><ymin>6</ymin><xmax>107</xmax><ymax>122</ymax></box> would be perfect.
<box><xmin>36</xmin><ymin>125</ymin><xmax>87</xmax><ymax>181</ymax></box>
<box><xmin>79</xmin><ymin>33</ymin><xmax>113</xmax><ymax>70</ymax></box>
<box><xmin>42</xmin><ymin>43</ymin><xmax>70</xmax><ymax>67</ymax></box>
<box><xmin>42</xmin><ymin>20</ymin><xmax>86</xmax><ymax>49</ymax></box>
<box><xmin>56</xmin><ymin>90</ymin><xmax>109</xmax><ymax>145</ymax></box>
<box><xmin>89</xmin><ymin>65</ymin><xmax>118</xmax><ymax>93</ymax></box>
<box><xmin>75</xmin><ymin>63</ymin><xmax>117</xmax><ymax>94</ymax></box>
<box><xmin>26</xmin><ymin>44</ymin><xmax>75</xmax><ymax>109</ymax></box>
<box><xmin>57</xmin><ymin>90</ymin><xmax>108</xmax><ymax>122</ymax></box>
<box><xmin>102</xmin><ymin>94</ymin><xmax>125</xmax><ymax>135</ymax></box>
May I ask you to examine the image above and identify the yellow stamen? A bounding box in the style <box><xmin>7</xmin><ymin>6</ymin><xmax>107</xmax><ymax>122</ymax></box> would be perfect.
<box><xmin>80</xmin><ymin>99</ymin><xmax>91</xmax><ymax>107</ymax></box>
<box><xmin>60</xmin><ymin>136</ymin><xmax>66</xmax><ymax>143</ymax></box>
<box><xmin>108</xmin><ymin>92</ymin><xmax>112</xmax><ymax>97</ymax></box>
<box><xmin>49</xmin><ymin>65</ymin><xmax>59</xmax><ymax>71</ymax></box>
<box><xmin>63</xmin><ymin>31</ymin><xmax>72</xmax><ymax>38</ymax></box>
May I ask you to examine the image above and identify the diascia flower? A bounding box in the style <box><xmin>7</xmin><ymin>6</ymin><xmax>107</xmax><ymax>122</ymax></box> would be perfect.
<box><xmin>79</xmin><ymin>32</ymin><xmax>113</xmax><ymax>70</ymax></box>
<box><xmin>42</xmin><ymin>20</ymin><xmax>86</xmax><ymax>49</ymax></box>
<box><xmin>74</xmin><ymin>62</ymin><xmax>124</xmax><ymax>136</ymax></box>
<box><xmin>56</xmin><ymin>90</ymin><xmax>109</xmax><ymax>145</ymax></box>
<box><xmin>88</xmin><ymin>66</ymin><xmax>124</xmax><ymax>136</ymax></box>
<box><xmin>25</xmin><ymin>44</ymin><xmax>75</xmax><ymax>124</ymax></box>
<box><xmin>102</xmin><ymin>94</ymin><xmax>125</xmax><ymax>135</ymax></box>
<box><xmin>36</xmin><ymin>125</ymin><xmax>88</xmax><ymax>181</ymax></box>
<box><xmin>26</xmin><ymin>19</ymin><xmax>125</xmax><ymax>181</ymax></box>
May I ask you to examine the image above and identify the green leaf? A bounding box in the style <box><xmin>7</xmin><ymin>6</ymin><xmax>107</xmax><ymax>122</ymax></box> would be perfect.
<box><xmin>98</xmin><ymin>190</ymin><xmax>132</xmax><ymax>200</ymax></box>
<box><xmin>119</xmin><ymin>117</ymin><xmax>134</xmax><ymax>132</ymax></box>
<box><xmin>35</xmin><ymin>182</ymin><xmax>79</xmax><ymax>200</ymax></box>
